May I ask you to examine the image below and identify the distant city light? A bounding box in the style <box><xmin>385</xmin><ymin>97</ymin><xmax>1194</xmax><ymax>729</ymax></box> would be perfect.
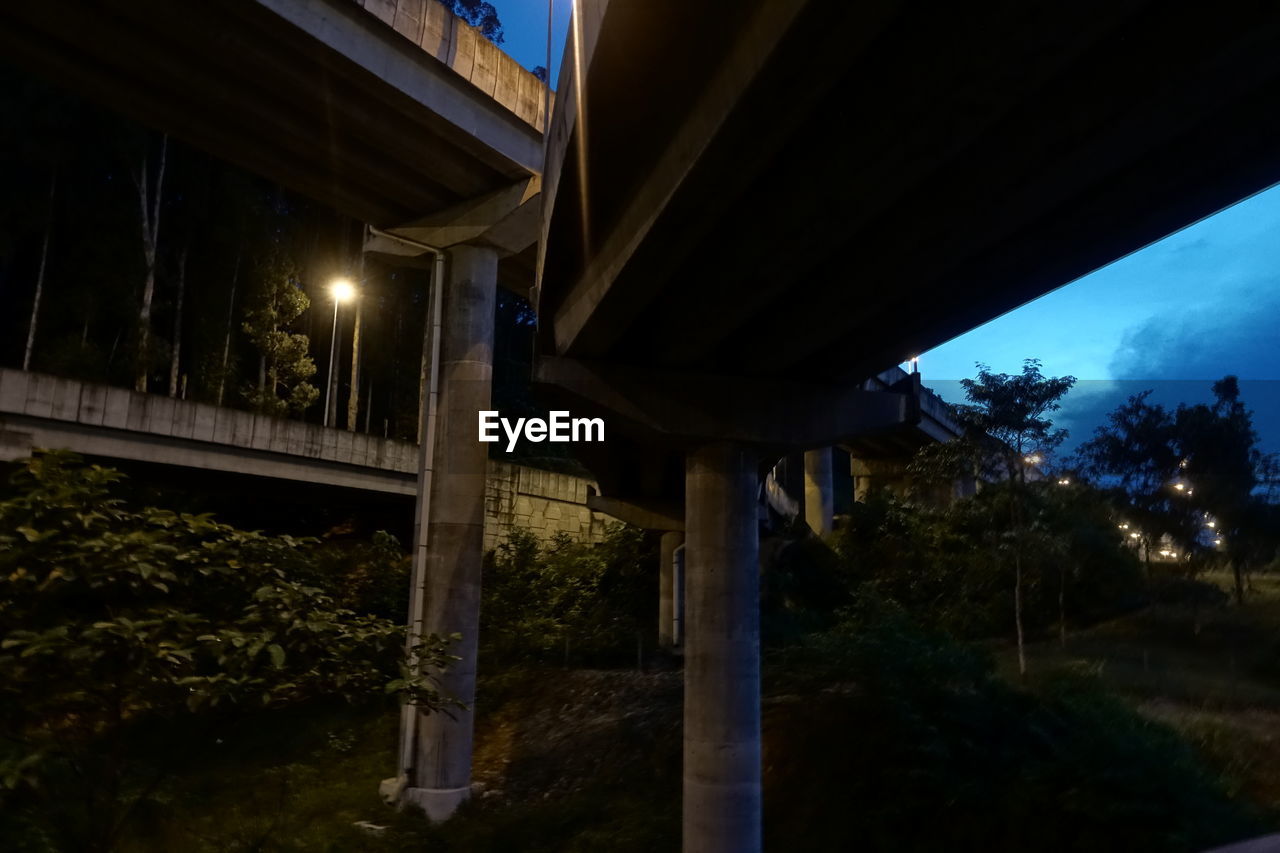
<box><xmin>1129</xmin><ymin>532</ymin><xmax>1140</xmax><ymax>539</ymax></box>
<box><xmin>1118</xmin><ymin>523</ymin><xmax>1129</xmax><ymax>530</ymax></box>
<box><xmin>1207</xmin><ymin>521</ymin><xmax>1216</xmax><ymax>528</ymax></box>
<box><xmin>1174</xmin><ymin>483</ymin><xmax>1186</xmax><ymax>491</ymax></box>
<box><xmin>1024</xmin><ymin>454</ymin><xmax>1042</xmax><ymax>465</ymax></box>
<box><xmin>1057</xmin><ymin>478</ymin><xmax>1071</xmax><ymax>486</ymax></box>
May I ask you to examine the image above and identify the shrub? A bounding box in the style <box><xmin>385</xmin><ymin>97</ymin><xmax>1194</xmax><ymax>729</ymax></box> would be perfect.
<box><xmin>0</xmin><ymin>453</ymin><xmax>453</xmax><ymax>851</ymax></box>
<box><xmin>481</xmin><ymin>525</ymin><xmax>656</xmax><ymax>666</ymax></box>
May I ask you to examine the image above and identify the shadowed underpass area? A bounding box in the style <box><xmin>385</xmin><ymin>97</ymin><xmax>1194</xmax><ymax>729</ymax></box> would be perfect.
<box><xmin>2</xmin><ymin>1</ymin><xmax>1280</xmax><ymax>851</ymax></box>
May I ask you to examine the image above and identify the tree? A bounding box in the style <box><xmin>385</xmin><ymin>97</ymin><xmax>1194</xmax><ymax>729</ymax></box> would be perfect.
<box><xmin>1078</xmin><ymin>377</ymin><xmax>1275</xmax><ymax>605</ymax></box>
<box><xmin>1074</xmin><ymin>391</ymin><xmax>1188</xmax><ymax>567</ymax></box>
<box><xmin>911</xmin><ymin>360</ymin><xmax>1076</xmax><ymax>675</ymax></box>
<box><xmin>444</xmin><ymin>0</ymin><xmax>503</xmax><ymax>44</ymax></box>
<box><xmin>1175</xmin><ymin>377</ymin><xmax>1266</xmax><ymax>604</ymax></box>
<box><xmin>0</xmin><ymin>453</ymin><xmax>456</xmax><ymax>850</ymax></box>
<box><xmin>128</xmin><ymin>134</ymin><xmax>167</xmax><ymax>393</ymax></box>
<box><xmin>241</xmin><ymin>247</ymin><xmax>319</xmax><ymax>416</ymax></box>
<box><xmin>22</xmin><ymin>169</ymin><xmax>56</xmax><ymax>372</ymax></box>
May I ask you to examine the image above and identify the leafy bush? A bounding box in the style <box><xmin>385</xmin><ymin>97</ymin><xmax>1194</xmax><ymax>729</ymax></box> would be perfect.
<box><xmin>763</xmin><ymin>597</ymin><xmax>1262</xmax><ymax>851</ymax></box>
<box><xmin>833</xmin><ymin>485</ymin><xmax>1145</xmax><ymax>640</ymax></box>
<box><xmin>0</xmin><ymin>453</ymin><xmax>453</xmax><ymax>851</ymax></box>
<box><xmin>303</xmin><ymin>530</ymin><xmax>411</xmax><ymax>622</ymax></box>
<box><xmin>481</xmin><ymin>525</ymin><xmax>656</xmax><ymax>666</ymax></box>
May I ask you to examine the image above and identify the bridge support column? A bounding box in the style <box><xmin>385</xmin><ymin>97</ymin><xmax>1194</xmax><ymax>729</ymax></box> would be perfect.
<box><xmin>684</xmin><ymin>442</ymin><xmax>761</xmax><ymax>853</ymax></box>
<box><xmin>659</xmin><ymin>530</ymin><xmax>684</xmax><ymax>648</ymax></box>
<box><xmin>804</xmin><ymin>447</ymin><xmax>833</xmax><ymax>536</ymax></box>
<box><xmin>402</xmin><ymin>244</ymin><xmax>497</xmax><ymax>821</ymax></box>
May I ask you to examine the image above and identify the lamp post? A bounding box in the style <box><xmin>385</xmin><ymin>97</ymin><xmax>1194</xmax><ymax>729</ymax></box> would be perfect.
<box><xmin>323</xmin><ymin>278</ymin><xmax>356</xmax><ymax>428</ymax></box>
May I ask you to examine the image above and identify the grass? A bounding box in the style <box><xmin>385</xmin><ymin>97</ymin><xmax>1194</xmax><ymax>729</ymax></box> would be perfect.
<box><xmin>114</xmin><ymin>669</ymin><xmax>682</xmax><ymax>853</ymax></box>
<box><xmin>1000</xmin><ymin>570</ymin><xmax>1280</xmax><ymax>819</ymax></box>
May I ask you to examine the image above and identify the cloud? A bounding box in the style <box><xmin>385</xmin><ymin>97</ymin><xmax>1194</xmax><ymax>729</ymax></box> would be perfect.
<box><xmin>1108</xmin><ymin>277</ymin><xmax>1280</xmax><ymax>381</ymax></box>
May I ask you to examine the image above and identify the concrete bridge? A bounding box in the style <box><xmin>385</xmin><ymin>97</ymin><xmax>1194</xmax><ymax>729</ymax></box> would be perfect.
<box><xmin>10</xmin><ymin>1</ymin><xmax>1280</xmax><ymax>851</ymax></box>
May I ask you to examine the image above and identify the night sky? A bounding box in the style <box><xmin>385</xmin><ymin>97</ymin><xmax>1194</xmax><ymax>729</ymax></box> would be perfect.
<box><xmin>923</xmin><ymin>184</ymin><xmax>1280</xmax><ymax>456</ymax></box>
<box><xmin>494</xmin><ymin>1</ymin><xmax>1279</xmax><ymax>457</ymax></box>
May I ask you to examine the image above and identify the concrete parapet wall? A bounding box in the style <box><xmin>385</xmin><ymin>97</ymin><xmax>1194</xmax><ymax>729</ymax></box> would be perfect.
<box><xmin>0</xmin><ymin>369</ymin><xmax>610</xmax><ymax>547</ymax></box>
<box><xmin>0</xmin><ymin>369</ymin><xmax>418</xmax><ymax>475</ymax></box>
<box><xmin>352</xmin><ymin>0</ymin><xmax>551</xmax><ymax>131</ymax></box>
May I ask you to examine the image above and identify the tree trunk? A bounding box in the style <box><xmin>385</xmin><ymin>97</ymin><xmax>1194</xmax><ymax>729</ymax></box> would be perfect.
<box><xmin>364</xmin><ymin>378</ymin><xmax>373</xmax><ymax>433</ymax></box>
<box><xmin>346</xmin><ymin>262</ymin><xmax>363</xmax><ymax>430</ymax></box>
<box><xmin>1012</xmin><ymin>463</ymin><xmax>1027</xmax><ymax>677</ymax></box>
<box><xmin>1232</xmin><ymin>558</ymin><xmax>1245</xmax><ymax>606</ymax></box>
<box><xmin>216</xmin><ymin>249</ymin><xmax>241</xmax><ymax>407</ymax></box>
<box><xmin>1059</xmin><ymin>563</ymin><xmax>1067</xmax><ymax>649</ymax></box>
<box><xmin>23</xmin><ymin>169</ymin><xmax>56</xmax><ymax>372</ymax></box>
<box><xmin>134</xmin><ymin>135</ymin><xmax>168</xmax><ymax>393</ymax></box>
<box><xmin>168</xmin><ymin>244</ymin><xmax>188</xmax><ymax>397</ymax></box>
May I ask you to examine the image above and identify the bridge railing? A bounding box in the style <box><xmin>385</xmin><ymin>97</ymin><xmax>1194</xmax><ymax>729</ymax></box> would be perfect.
<box><xmin>352</xmin><ymin>0</ymin><xmax>552</xmax><ymax>131</ymax></box>
<box><xmin>0</xmin><ymin>368</ymin><xmax>418</xmax><ymax>474</ymax></box>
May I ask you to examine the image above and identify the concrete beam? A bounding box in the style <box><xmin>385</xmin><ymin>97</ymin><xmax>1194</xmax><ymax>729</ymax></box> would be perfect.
<box><xmin>587</xmin><ymin>493</ymin><xmax>684</xmax><ymax>532</ymax></box>
<box><xmin>256</xmin><ymin>0</ymin><xmax>544</xmax><ymax>175</ymax></box>
<box><xmin>534</xmin><ymin>356</ymin><xmax>917</xmax><ymax>448</ymax></box>
<box><xmin>371</xmin><ymin>177</ymin><xmax>541</xmax><ymax>257</ymax></box>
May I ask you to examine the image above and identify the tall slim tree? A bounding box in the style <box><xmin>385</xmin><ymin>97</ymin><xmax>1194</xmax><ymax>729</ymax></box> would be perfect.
<box><xmin>346</xmin><ymin>246</ymin><xmax>365</xmax><ymax>431</ymax></box>
<box><xmin>167</xmin><ymin>242</ymin><xmax>189</xmax><ymax>397</ymax></box>
<box><xmin>22</xmin><ymin>168</ymin><xmax>56</xmax><ymax>371</ymax></box>
<box><xmin>131</xmin><ymin>134</ymin><xmax>167</xmax><ymax>392</ymax></box>
<box><xmin>912</xmin><ymin>360</ymin><xmax>1076</xmax><ymax>675</ymax></box>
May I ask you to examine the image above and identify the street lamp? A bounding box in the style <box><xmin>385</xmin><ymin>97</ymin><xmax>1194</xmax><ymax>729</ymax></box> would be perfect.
<box><xmin>323</xmin><ymin>278</ymin><xmax>356</xmax><ymax>428</ymax></box>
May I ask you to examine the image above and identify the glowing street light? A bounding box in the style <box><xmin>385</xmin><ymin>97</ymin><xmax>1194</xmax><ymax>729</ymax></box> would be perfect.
<box><xmin>1024</xmin><ymin>454</ymin><xmax>1042</xmax><ymax>465</ymax></box>
<box><xmin>1129</xmin><ymin>532</ymin><xmax>1141</xmax><ymax>540</ymax></box>
<box><xmin>323</xmin><ymin>278</ymin><xmax>358</xmax><ymax>428</ymax></box>
<box><xmin>1057</xmin><ymin>478</ymin><xmax>1071</xmax><ymax>486</ymax></box>
<box><xmin>1174</xmin><ymin>482</ymin><xmax>1186</xmax><ymax>492</ymax></box>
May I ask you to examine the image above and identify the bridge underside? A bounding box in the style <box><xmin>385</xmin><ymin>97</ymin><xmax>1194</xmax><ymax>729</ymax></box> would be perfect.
<box><xmin>537</xmin><ymin>3</ymin><xmax>1280</xmax><ymax>850</ymax></box>
<box><xmin>0</xmin><ymin>0</ymin><xmax>545</xmax><ymax>290</ymax></box>
<box><xmin>540</xmin><ymin>0</ymin><xmax>1280</xmax><ymax>383</ymax></box>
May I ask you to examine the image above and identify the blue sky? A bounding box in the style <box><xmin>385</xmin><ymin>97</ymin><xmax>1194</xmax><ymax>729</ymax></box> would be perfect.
<box><xmin>490</xmin><ymin>0</ymin><xmax>571</xmax><ymax>81</ymax></box>
<box><xmin>921</xmin><ymin>183</ymin><xmax>1280</xmax><ymax>454</ymax></box>
<box><xmin>490</xmin><ymin>2</ymin><xmax>1280</xmax><ymax>455</ymax></box>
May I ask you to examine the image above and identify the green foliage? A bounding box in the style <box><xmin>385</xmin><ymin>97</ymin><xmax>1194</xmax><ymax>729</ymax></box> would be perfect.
<box><xmin>833</xmin><ymin>485</ymin><xmax>1145</xmax><ymax>639</ymax></box>
<box><xmin>0</xmin><ymin>453</ymin><xmax>452</xmax><ymax>850</ymax></box>
<box><xmin>300</xmin><ymin>530</ymin><xmax>410</xmax><ymax>622</ymax></box>
<box><xmin>1078</xmin><ymin>377</ymin><xmax>1280</xmax><ymax>602</ymax></box>
<box><xmin>241</xmin><ymin>248</ymin><xmax>318</xmax><ymax>416</ymax></box>
<box><xmin>443</xmin><ymin>0</ymin><xmax>504</xmax><ymax>45</ymax></box>
<box><xmin>482</xmin><ymin>525</ymin><xmax>657</xmax><ymax>666</ymax></box>
<box><xmin>763</xmin><ymin>598</ymin><xmax>1262</xmax><ymax>851</ymax></box>
<box><xmin>913</xmin><ymin>359</ymin><xmax>1077</xmax><ymax>485</ymax></box>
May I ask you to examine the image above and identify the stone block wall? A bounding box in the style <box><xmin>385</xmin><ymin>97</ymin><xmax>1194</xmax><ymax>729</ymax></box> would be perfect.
<box><xmin>483</xmin><ymin>460</ymin><xmax>611</xmax><ymax>551</ymax></box>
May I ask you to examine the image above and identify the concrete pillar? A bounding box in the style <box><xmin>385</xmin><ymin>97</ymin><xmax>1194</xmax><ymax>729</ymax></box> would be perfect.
<box><xmin>803</xmin><ymin>447</ymin><xmax>833</xmax><ymax>536</ymax></box>
<box><xmin>403</xmin><ymin>244</ymin><xmax>497</xmax><ymax>821</ymax></box>
<box><xmin>658</xmin><ymin>531</ymin><xmax>684</xmax><ymax>648</ymax></box>
<box><xmin>684</xmin><ymin>442</ymin><xmax>761</xmax><ymax>853</ymax></box>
